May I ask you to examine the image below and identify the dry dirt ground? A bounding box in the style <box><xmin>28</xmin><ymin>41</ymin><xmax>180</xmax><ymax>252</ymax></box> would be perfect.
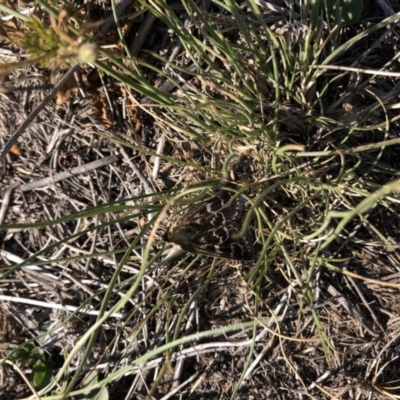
<box><xmin>2</xmin><ymin>1</ymin><xmax>400</xmax><ymax>399</ymax></box>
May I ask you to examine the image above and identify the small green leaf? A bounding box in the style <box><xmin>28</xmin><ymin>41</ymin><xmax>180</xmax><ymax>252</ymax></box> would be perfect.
<box><xmin>6</xmin><ymin>343</ymin><xmax>34</xmax><ymax>360</ymax></box>
<box><xmin>30</xmin><ymin>347</ymin><xmax>46</xmax><ymax>360</ymax></box>
<box><xmin>325</xmin><ymin>0</ymin><xmax>363</xmax><ymax>24</ymax></box>
<box><xmin>32</xmin><ymin>359</ymin><xmax>53</xmax><ymax>389</ymax></box>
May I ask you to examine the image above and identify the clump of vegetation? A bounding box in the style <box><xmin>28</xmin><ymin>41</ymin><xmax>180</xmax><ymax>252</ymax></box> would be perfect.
<box><xmin>1</xmin><ymin>0</ymin><xmax>400</xmax><ymax>398</ymax></box>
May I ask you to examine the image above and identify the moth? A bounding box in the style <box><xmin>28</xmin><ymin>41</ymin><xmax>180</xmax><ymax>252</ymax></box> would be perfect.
<box><xmin>163</xmin><ymin>191</ymin><xmax>255</xmax><ymax>260</ymax></box>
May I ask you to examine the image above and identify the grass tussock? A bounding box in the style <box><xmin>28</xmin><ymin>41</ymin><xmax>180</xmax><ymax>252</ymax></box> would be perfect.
<box><xmin>1</xmin><ymin>0</ymin><xmax>400</xmax><ymax>399</ymax></box>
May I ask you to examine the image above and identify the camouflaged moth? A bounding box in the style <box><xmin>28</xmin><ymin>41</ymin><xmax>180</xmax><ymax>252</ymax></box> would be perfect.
<box><xmin>163</xmin><ymin>191</ymin><xmax>254</xmax><ymax>260</ymax></box>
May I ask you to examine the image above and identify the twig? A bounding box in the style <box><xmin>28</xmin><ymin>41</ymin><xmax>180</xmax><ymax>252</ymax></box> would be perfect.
<box><xmin>152</xmin><ymin>134</ymin><xmax>166</xmax><ymax>179</ymax></box>
<box><xmin>242</xmin><ymin>287</ymin><xmax>291</xmax><ymax>381</ymax></box>
<box><xmin>173</xmin><ymin>297</ymin><xmax>198</xmax><ymax>389</ymax></box>
<box><xmin>346</xmin><ymin>275</ymin><xmax>385</xmax><ymax>333</ymax></box>
<box><xmin>130</xmin><ymin>12</ymin><xmax>157</xmax><ymax>57</ymax></box>
<box><xmin>0</xmin><ymin>182</ymin><xmax>19</xmax><ymax>224</ymax></box>
<box><xmin>0</xmin><ymin>294</ymin><xmax>123</xmax><ymax>319</ymax></box>
<box><xmin>160</xmin><ymin>372</ymin><xmax>200</xmax><ymax>400</ymax></box>
<box><xmin>0</xmin><ymin>65</ymin><xmax>78</xmax><ymax>164</ymax></box>
<box><xmin>4</xmin><ymin>360</ymin><xmax>40</xmax><ymax>400</ymax></box>
<box><xmin>375</xmin><ymin>0</ymin><xmax>395</xmax><ymax>16</ymax></box>
<box><xmin>118</xmin><ymin>147</ymin><xmax>154</xmax><ymax>194</ymax></box>
<box><xmin>99</xmin><ymin>0</ymin><xmax>134</xmax><ymax>35</ymax></box>
<box><xmin>141</xmin><ymin>63</ymin><xmax>199</xmax><ymax>104</ymax></box>
<box><xmin>20</xmin><ymin>155</ymin><xmax>120</xmax><ymax>191</ymax></box>
<box><xmin>326</xmin><ymin>284</ymin><xmax>377</xmax><ymax>336</ymax></box>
